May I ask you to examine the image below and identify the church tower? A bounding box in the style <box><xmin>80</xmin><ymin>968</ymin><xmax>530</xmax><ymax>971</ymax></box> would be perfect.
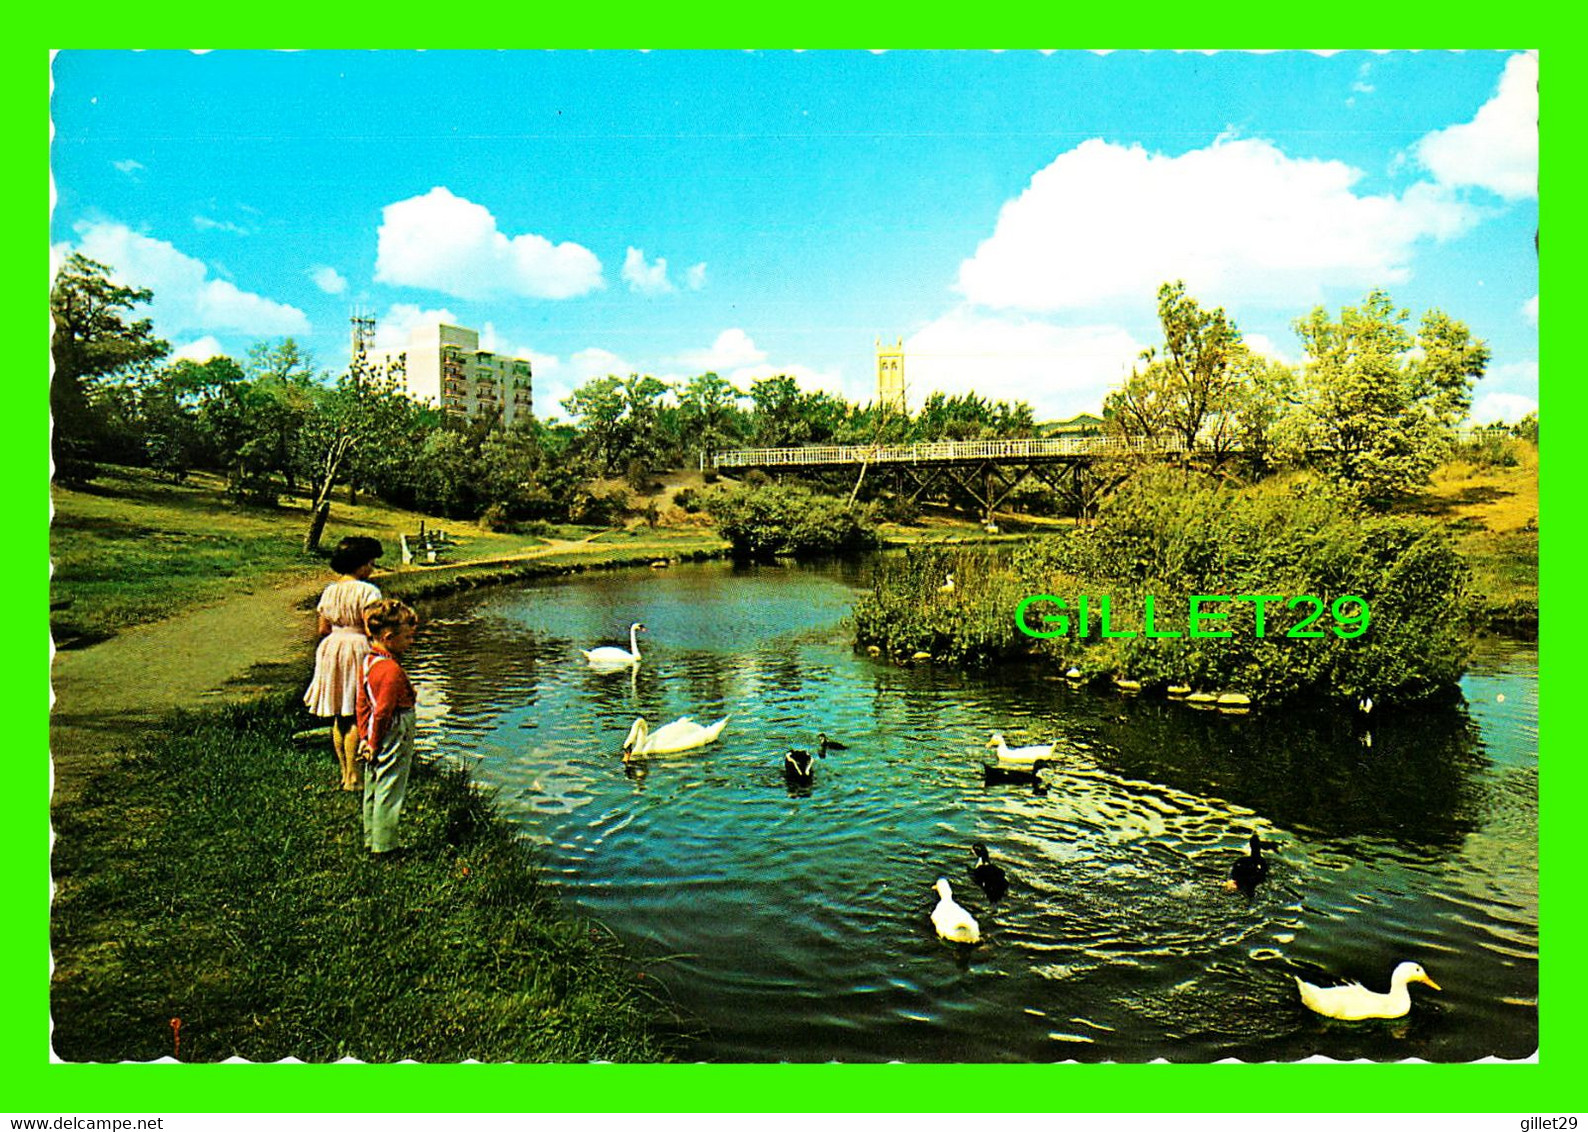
<box><xmin>876</xmin><ymin>337</ymin><xmax>906</xmax><ymax>415</ymax></box>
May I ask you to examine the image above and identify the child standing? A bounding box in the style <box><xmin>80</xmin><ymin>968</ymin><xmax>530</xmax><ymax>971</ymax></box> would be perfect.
<box><xmin>303</xmin><ymin>536</ymin><xmax>384</xmax><ymax>791</ymax></box>
<box><xmin>356</xmin><ymin>599</ymin><xmax>419</xmax><ymax>856</ymax></box>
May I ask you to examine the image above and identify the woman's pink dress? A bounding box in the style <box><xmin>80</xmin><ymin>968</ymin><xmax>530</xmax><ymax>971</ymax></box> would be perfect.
<box><xmin>302</xmin><ymin>577</ymin><xmax>383</xmax><ymax>718</ymax></box>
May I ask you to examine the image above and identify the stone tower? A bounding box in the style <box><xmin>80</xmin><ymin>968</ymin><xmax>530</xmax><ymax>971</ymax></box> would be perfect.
<box><xmin>876</xmin><ymin>337</ymin><xmax>906</xmax><ymax>415</ymax></box>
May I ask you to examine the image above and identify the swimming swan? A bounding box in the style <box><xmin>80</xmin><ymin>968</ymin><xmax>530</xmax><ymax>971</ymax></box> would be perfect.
<box><xmin>622</xmin><ymin>714</ymin><xmax>728</xmax><ymax>759</ymax></box>
<box><xmin>930</xmin><ymin>877</ymin><xmax>981</xmax><ymax>944</ymax></box>
<box><xmin>1295</xmin><ymin>961</ymin><xmax>1441</xmax><ymax>1020</ymax></box>
<box><xmin>987</xmin><ymin>732</ymin><xmax>1057</xmax><ymax>764</ymax></box>
<box><xmin>583</xmin><ymin>622</ymin><xmax>645</xmax><ymax>667</ymax></box>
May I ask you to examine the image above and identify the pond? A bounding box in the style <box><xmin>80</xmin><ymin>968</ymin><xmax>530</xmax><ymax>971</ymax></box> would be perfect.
<box><xmin>403</xmin><ymin>559</ymin><xmax>1538</xmax><ymax>1063</ymax></box>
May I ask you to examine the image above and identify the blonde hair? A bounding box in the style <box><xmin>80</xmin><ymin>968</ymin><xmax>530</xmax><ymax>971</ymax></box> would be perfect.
<box><xmin>365</xmin><ymin>598</ymin><xmax>418</xmax><ymax>640</ymax></box>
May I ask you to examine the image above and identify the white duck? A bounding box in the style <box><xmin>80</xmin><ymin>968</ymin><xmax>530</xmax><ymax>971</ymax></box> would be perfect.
<box><xmin>622</xmin><ymin>715</ymin><xmax>728</xmax><ymax>760</ymax></box>
<box><xmin>583</xmin><ymin>622</ymin><xmax>645</xmax><ymax>667</ymax></box>
<box><xmin>987</xmin><ymin>732</ymin><xmax>1058</xmax><ymax>764</ymax></box>
<box><xmin>930</xmin><ymin>877</ymin><xmax>981</xmax><ymax>944</ymax></box>
<box><xmin>1295</xmin><ymin>961</ymin><xmax>1441</xmax><ymax>1020</ymax></box>
<box><xmin>938</xmin><ymin>574</ymin><xmax>956</xmax><ymax>595</ymax></box>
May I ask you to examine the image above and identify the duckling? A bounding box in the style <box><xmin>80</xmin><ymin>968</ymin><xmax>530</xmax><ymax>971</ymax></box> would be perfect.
<box><xmin>969</xmin><ymin>842</ymin><xmax>1009</xmax><ymax>902</ymax></box>
<box><xmin>1225</xmin><ymin>830</ymin><xmax>1273</xmax><ymax>894</ymax></box>
<box><xmin>816</xmin><ymin>732</ymin><xmax>849</xmax><ymax>755</ymax></box>
<box><xmin>1296</xmin><ymin>961</ymin><xmax>1441</xmax><ymax>1020</ymax></box>
<box><xmin>783</xmin><ymin>747</ymin><xmax>824</xmax><ymax>786</ymax></box>
<box><xmin>929</xmin><ymin>877</ymin><xmax>980</xmax><ymax>944</ymax></box>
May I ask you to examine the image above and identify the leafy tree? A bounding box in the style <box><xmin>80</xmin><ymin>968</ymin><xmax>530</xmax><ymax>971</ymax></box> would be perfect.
<box><xmin>1104</xmin><ymin>281</ymin><xmax>1246</xmax><ymax>467</ymax></box>
<box><xmin>50</xmin><ymin>254</ymin><xmax>170</xmax><ymax>481</ymax></box>
<box><xmin>245</xmin><ymin>339</ymin><xmax>321</xmax><ymax>496</ymax></box>
<box><xmin>562</xmin><ymin>376</ymin><xmax>626</xmax><ymax>473</ymax></box>
<box><xmin>1291</xmin><ymin>289</ymin><xmax>1488</xmax><ymax>503</ymax></box>
<box><xmin>676</xmin><ymin>373</ymin><xmax>746</xmax><ymax>464</ymax></box>
<box><xmin>910</xmin><ymin>392</ymin><xmax>1035</xmax><ymax>441</ymax></box>
<box><xmin>747</xmin><ymin>376</ymin><xmax>849</xmax><ymax>447</ymax></box>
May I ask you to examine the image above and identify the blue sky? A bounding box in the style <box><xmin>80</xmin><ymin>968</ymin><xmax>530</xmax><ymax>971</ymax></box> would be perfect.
<box><xmin>50</xmin><ymin>50</ymin><xmax>1538</xmax><ymax>425</ymax></box>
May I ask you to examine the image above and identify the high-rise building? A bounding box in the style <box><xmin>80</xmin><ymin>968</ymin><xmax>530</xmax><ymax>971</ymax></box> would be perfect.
<box><xmin>876</xmin><ymin>337</ymin><xmax>906</xmax><ymax>414</ymax></box>
<box><xmin>365</xmin><ymin>323</ymin><xmax>533</xmax><ymax>426</ymax></box>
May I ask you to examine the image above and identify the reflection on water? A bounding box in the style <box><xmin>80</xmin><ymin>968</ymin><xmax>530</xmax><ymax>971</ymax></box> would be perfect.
<box><xmin>403</xmin><ymin>561</ymin><xmax>1538</xmax><ymax>1062</ymax></box>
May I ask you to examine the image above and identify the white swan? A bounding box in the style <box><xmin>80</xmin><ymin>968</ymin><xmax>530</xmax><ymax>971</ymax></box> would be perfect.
<box><xmin>930</xmin><ymin>877</ymin><xmax>981</xmax><ymax>944</ymax></box>
<box><xmin>622</xmin><ymin>715</ymin><xmax>728</xmax><ymax>760</ymax></box>
<box><xmin>1295</xmin><ymin>961</ymin><xmax>1441</xmax><ymax>1020</ymax></box>
<box><xmin>583</xmin><ymin>622</ymin><xmax>645</xmax><ymax>667</ymax></box>
<box><xmin>987</xmin><ymin>732</ymin><xmax>1057</xmax><ymax>764</ymax></box>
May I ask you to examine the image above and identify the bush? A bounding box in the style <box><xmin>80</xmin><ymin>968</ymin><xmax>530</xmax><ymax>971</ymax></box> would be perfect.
<box><xmin>850</xmin><ymin>546</ymin><xmax>1030</xmax><ymax>664</ymax></box>
<box><xmin>673</xmin><ymin>487</ymin><xmax>706</xmax><ymax>514</ymax></box>
<box><xmin>570</xmin><ymin>488</ymin><xmax>628</xmax><ymax>527</ymax></box>
<box><xmin>711</xmin><ymin>483</ymin><xmax>880</xmax><ymax>561</ymax></box>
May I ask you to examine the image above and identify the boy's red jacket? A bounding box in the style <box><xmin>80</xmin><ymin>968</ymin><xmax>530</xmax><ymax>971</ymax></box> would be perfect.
<box><xmin>357</xmin><ymin>649</ymin><xmax>416</xmax><ymax>751</ymax></box>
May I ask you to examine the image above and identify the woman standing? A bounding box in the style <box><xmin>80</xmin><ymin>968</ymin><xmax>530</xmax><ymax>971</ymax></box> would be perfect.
<box><xmin>303</xmin><ymin>536</ymin><xmax>384</xmax><ymax>790</ymax></box>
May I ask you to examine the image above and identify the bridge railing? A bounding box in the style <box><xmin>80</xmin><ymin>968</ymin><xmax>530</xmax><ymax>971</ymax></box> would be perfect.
<box><xmin>712</xmin><ymin>434</ymin><xmax>1189</xmax><ymax>468</ymax></box>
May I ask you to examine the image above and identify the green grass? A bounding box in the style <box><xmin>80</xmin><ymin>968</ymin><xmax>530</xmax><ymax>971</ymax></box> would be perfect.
<box><xmin>50</xmin><ymin>694</ymin><xmax>681</xmax><ymax>1063</ymax></box>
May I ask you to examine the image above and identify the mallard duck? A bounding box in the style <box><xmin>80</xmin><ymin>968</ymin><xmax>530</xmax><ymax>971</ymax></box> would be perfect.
<box><xmin>930</xmin><ymin>877</ymin><xmax>980</xmax><ymax>944</ymax></box>
<box><xmin>582</xmin><ymin>622</ymin><xmax>645</xmax><ymax>667</ymax></box>
<box><xmin>969</xmin><ymin>842</ymin><xmax>1009</xmax><ymax>902</ymax></box>
<box><xmin>816</xmin><ymin>732</ymin><xmax>848</xmax><ymax>755</ymax></box>
<box><xmin>987</xmin><ymin>732</ymin><xmax>1057</xmax><ymax>764</ymax></box>
<box><xmin>1225</xmin><ymin>830</ymin><xmax>1273</xmax><ymax>893</ymax></box>
<box><xmin>1295</xmin><ymin>961</ymin><xmax>1441</xmax><ymax>1020</ymax></box>
<box><xmin>621</xmin><ymin>715</ymin><xmax>728</xmax><ymax>760</ymax></box>
<box><xmin>783</xmin><ymin>747</ymin><xmax>823</xmax><ymax>785</ymax></box>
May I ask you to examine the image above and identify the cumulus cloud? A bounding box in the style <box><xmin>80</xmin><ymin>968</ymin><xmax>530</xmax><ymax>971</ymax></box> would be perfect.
<box><xmin>113</xmin><ymin>159</ymin><xmax>143</xmax><ymax>177</ymax></box>
<box><xmin>172</xmin><ymin>336</ymin><xmax>226</xmax><ymax>362</ymax></box>
<box><xmin>685</xmin><ymin>262</ymin><xmax>708</xmax><ymax>291</ymax></box>
<box><xmin>61</xmin><ymin>220</ymin><xmax>309</xmax><ymax>337</ymax></box>
<box><xmin>1522</xmin><ymin>294</ymin><xmax>1538</xmax><ymax>326</ymax></box>
<box><xmin>1469</xmin><ymin>391</ymin><xmax>1537</xmax><ymax>425</ymax></box>
<box><xmin>1414</xmin><ymin>52</ymin><xmax>1537</xmax><ymax>200</ymax></box>
<box><xmin>905</xmin><ymin>307</ymin><xmax>1147</xmax><ymax>419</ymax></box>
<box><xmin>311</xmin><ymin>265</ymin><xmax>348</xmax><ymax>295</ymax></box>
<box><xmin>622</xmin><ymin>247</ymin><xmax>674</xmax><ymax>295</ymax></box>
<box><xmin>674</xmin><ymin>329</ymin><xmax>767</xmax><ymax>373</ymax></box>
<box><xmin>956</xmin><ymin>136</ymin><xmax>1478</xmax><ymax>314</ymax></box>
<box><xmin>373</xmin><ymin>303</ymin><xmax>460</xmax><ymax>349</ymax></box>
<box><xmin>374</xmin><ymin>186</ymin><xmax>603</xmax><ymax>300</ymax></box>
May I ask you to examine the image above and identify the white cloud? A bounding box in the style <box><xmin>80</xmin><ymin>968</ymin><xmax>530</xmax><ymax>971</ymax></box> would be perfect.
<box><xmin>1522</xmin><ymin>294</ymin><xmax>1538</xmax><ymax>326</ymax></box>
<box><xmin>374</xmin><ymin>186</ymin><xmax>603</xmax><ymax>300</ymax></box>
<box><xmin>172</xmin><ymin>336</ymin><xmax>226</xmax><ymax>362</ymax></box>
<box><xmin>905</xmin><ymin>308</ymin><xmax>1147</xmax><ymax>419</ymax></box>
<box><xmin>311</xmin><ymin>265</ymin><xmax>348</xmax><ymax>295</ymax></box>
<box><xmin>724</xmin><ymin>362</ymin><xmax>851</xmax><ymax>402</ymax></box>
<box><xmin>1481</xmin><ymin>359</ymin><xmax>1539</xmax><ymax>395</ymax></box>
<box><xmin>63</xmin><ymin>220</ymin><xmax>309</xmax><ymax>337</ymax></box>
<box><xmin>1469</xmin><ymin>392</ymin><xmax>1537</xmax><ymax>425</ymax></box>
<box><xmin>1414</xmin><ymin>52</ymin><xmax>1537</xmax><ymax>200</ymax></box>
<box><xmin>194</xmin><ymin>215</ymin><xmax>250</xmax><ymax>236</ymax></box>
<box><xmin>685</xmin><ymin>262</ymin><xmax>708</xmax><ymax>291</ymax></box>
<box><xmin>113</xmin><ymin>159</ymin><xmax>143</xmax><ymax>177</ymax></box>
<box><xmin>956</xmin><ymin>136</ymin><xmax>1478</xmax><ymax>315</ymax></box>
<box><xmin>674</xmin><ymin>329</ymin><xmax>767</xmax><ymax>373</ymax></box>
<box><xmin>622</xmin><ymin>247</ymin><xmax>674</xmax><ymax>295</ymax></box>
<box><xmin>1242</xmin><ymin>332</ymin><xmax>1292</xmax><ymax>365</ymax></box>
<box><xmin>373</xmin><ymin>303</ymin><xmax>460</xmax><ymax>349</ymax></box>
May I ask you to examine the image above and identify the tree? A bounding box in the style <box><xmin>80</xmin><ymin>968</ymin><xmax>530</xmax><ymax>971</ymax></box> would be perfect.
<box><xmin>677</xmin><ymin>372</ymin><xmax>746</xmax><ymax>464</ymax></box>
<box><xmin>1104</xmin><ymin>281</ymin><xmax>1246</xmax><ymax>467</ymax></box>
<box><xmin>562</xmin><ymin>376</ymin><xmax>626</xmax><ymax>473</ymax></box>
<box><xmin>1291</xmin><ymin>289</ymin><xmax>1489</xmax><ymax>503</ymax></box>
<box><xmin>50</xmin><ymin>254</ymin><xmax>170</xmax><ymax>481</ymax></box>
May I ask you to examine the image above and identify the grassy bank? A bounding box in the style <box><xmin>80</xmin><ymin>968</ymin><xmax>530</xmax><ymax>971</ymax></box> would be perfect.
<box><xmin>51</xmin><ymin>465</ymin><xmax>729</xmax><ymax>645</ymax></box>
<box><xmin>50</xmin><ymin>693</ymin><xmax>680</xmax><ymax>1062</ymax></box>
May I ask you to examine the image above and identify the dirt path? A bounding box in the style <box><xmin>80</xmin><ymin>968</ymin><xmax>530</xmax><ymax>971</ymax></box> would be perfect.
<box><xmin>50</xmin><ymin>572</ymin><xmax>325</xmax><ymax>808</ymax></box>
<box><xmin>47</xmin><ymin>533</ymin><xmax>619</xmax><ymax>808</ymax></box>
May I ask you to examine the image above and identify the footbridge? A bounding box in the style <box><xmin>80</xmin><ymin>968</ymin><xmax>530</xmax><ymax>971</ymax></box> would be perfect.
<box><xmin>711</xmin><ymin>435</ymin><xmax>1190</xmax><ymax>522</ymax></box>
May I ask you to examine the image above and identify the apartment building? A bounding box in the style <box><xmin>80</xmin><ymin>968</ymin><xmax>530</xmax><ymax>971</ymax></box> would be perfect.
<box><xmin>365</xmin><ymin>323</ymin><xmax>533</xmax><ymax>426</ymax></box>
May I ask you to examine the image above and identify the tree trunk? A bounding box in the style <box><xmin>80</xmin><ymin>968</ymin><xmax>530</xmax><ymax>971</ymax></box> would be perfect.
<box><xmin>303</xmin><ymin>501</ymin><xmax>331</xmax><ymax>554</ymax></box>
